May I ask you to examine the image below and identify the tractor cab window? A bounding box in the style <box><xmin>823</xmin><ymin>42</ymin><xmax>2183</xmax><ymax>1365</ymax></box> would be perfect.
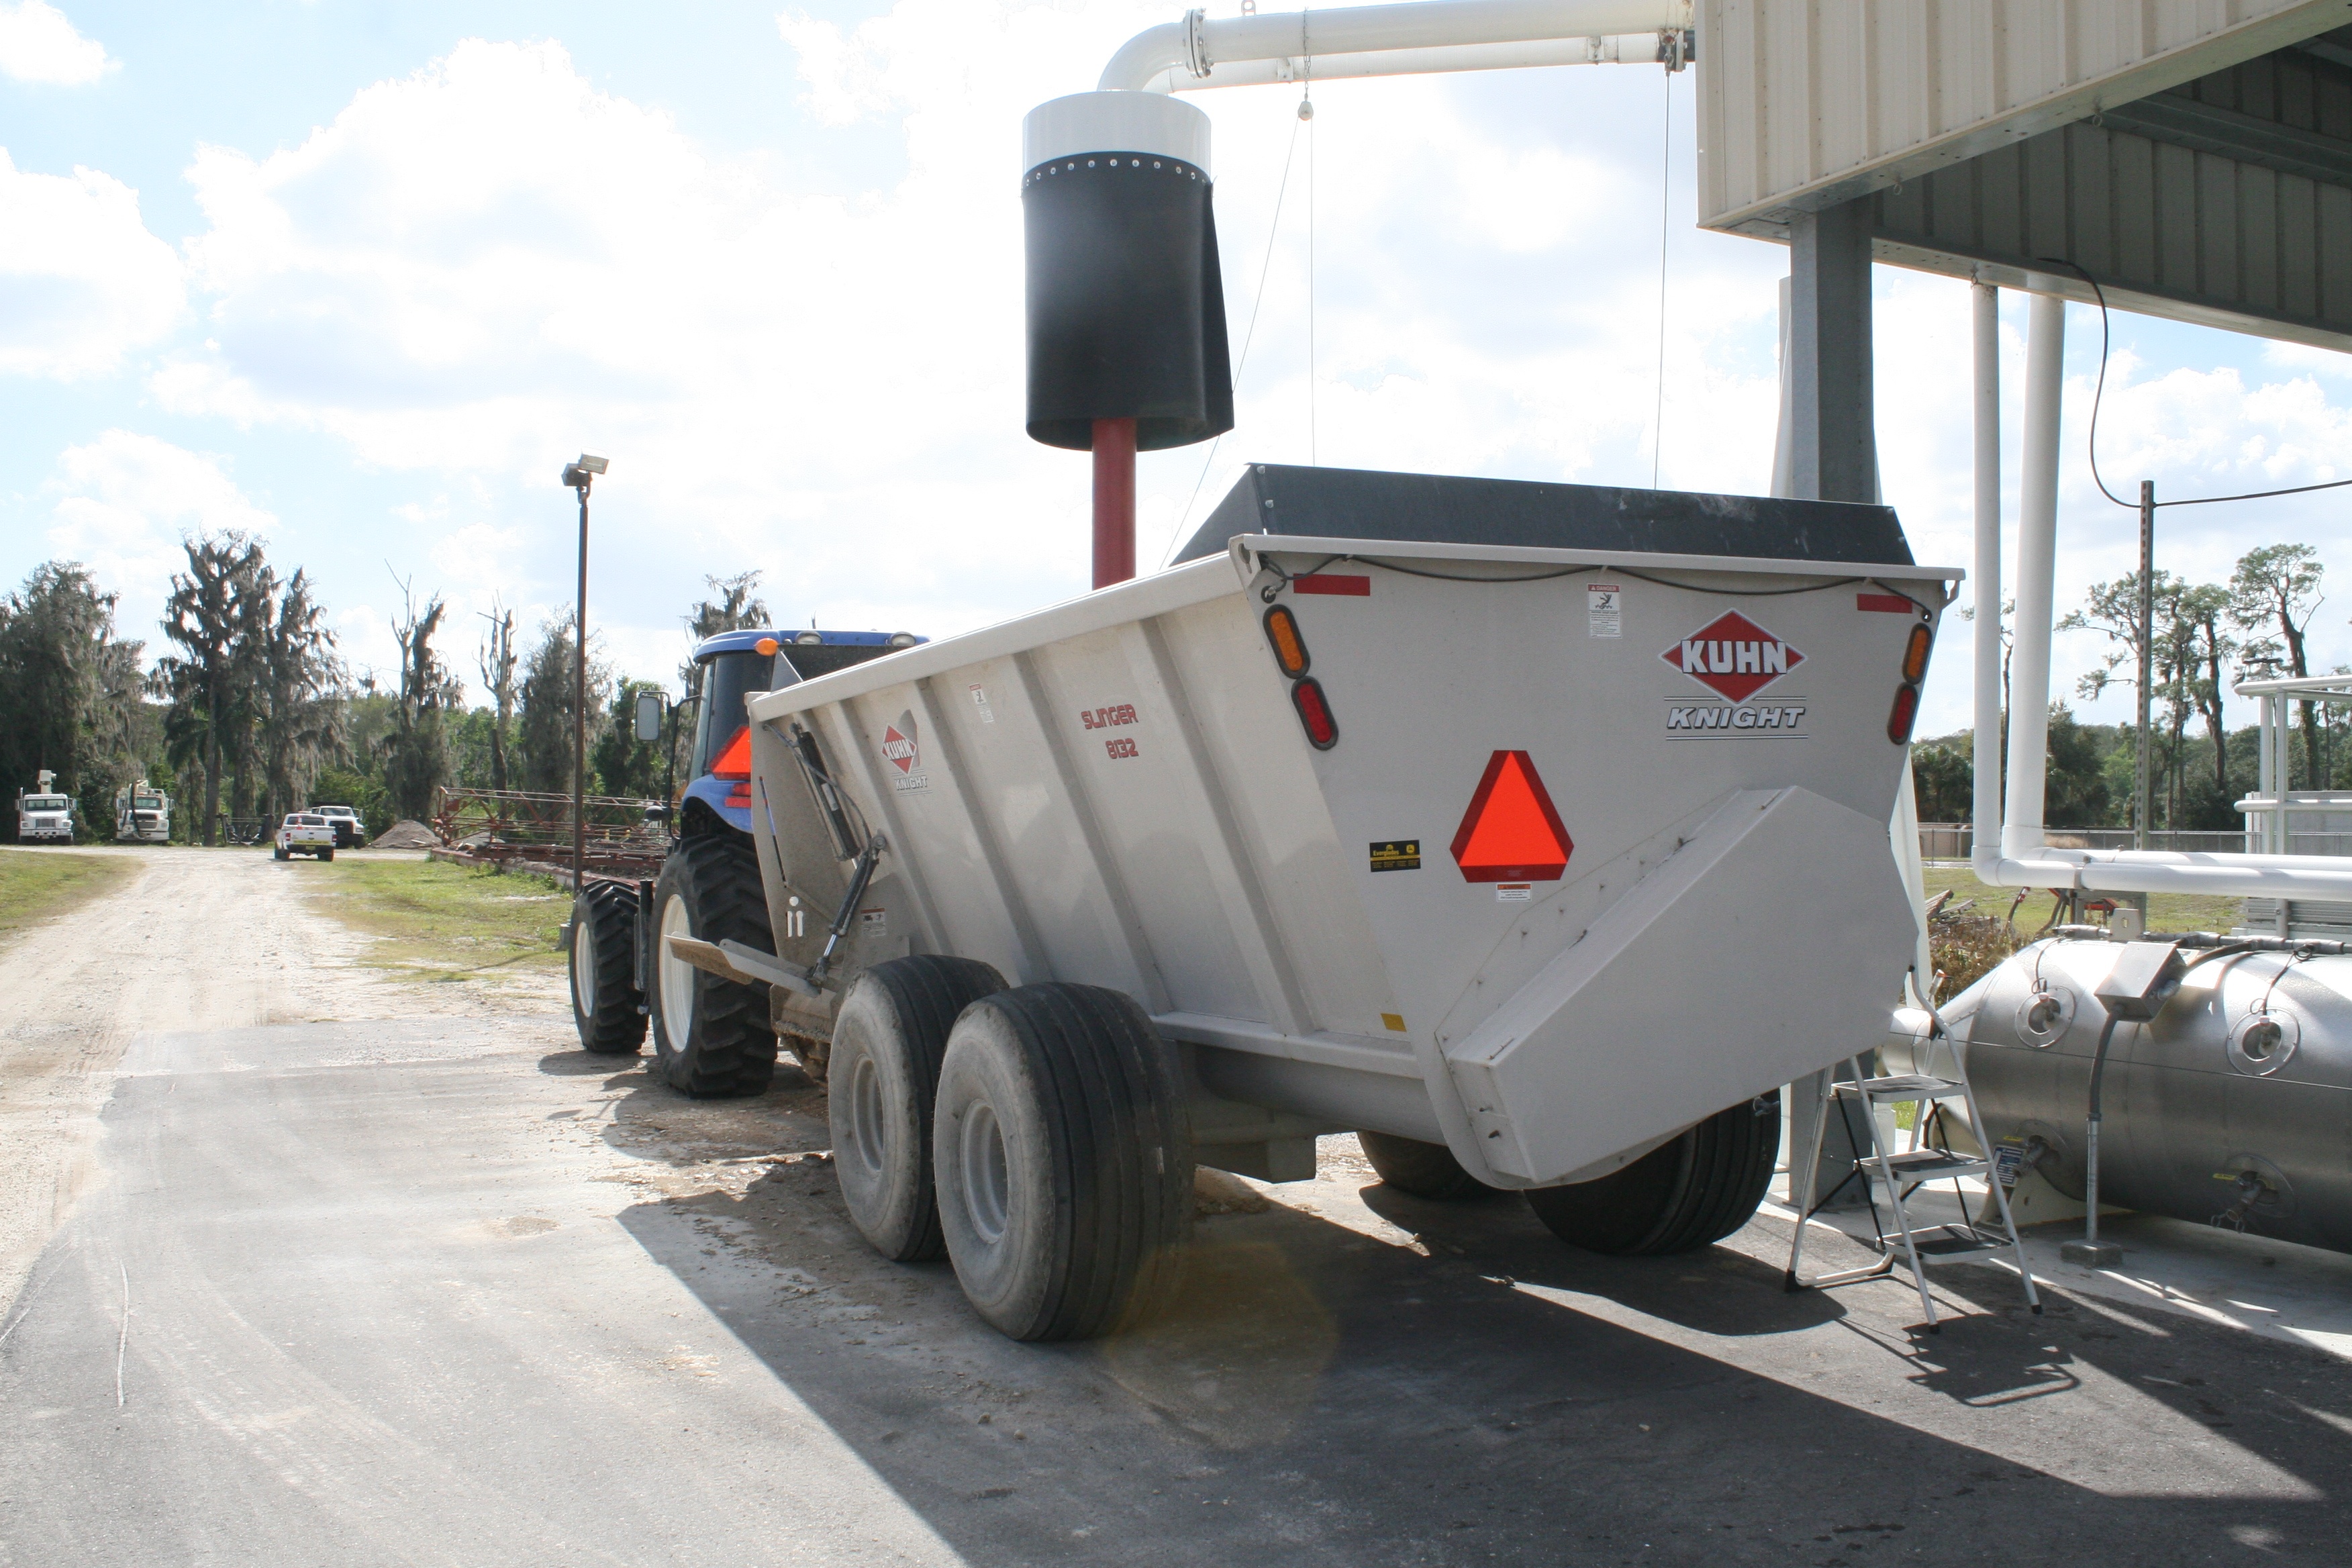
<box><xmin>691</xmin><ymin>650</ymin><xmax>779</xmax><ymax>779</ymax></box>
<box><xmin>23</xmin><ymin>796</ymin><xmax>67</xmax><ymax>812</ymax></box>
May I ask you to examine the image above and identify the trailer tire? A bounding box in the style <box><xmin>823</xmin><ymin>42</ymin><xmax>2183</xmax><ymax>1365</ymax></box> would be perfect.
<box><xmin>933</xmin><ymin>983</ymin><xmax>1191</xmax><ymax>1342</ymax></box>
<box><xmin>1523</xmin><ymin>1093</ymin><xmax>1781</xmax><ymax>1256</ymax></box>
<box><xmin>1357</xmin><ymin>1132</ymin><xmax>1485</xmax><ymax>1200</ymax></box>
<box><xmin>832</xmin><ymin>956</ymin><xmax>1008</xmax><ymax>1262</ymax></box>
<box><xmin>570</xmin><ymin>881</ymin><xmax>647</xmax><ymax>1055</ymax></box>
<box><xmin>648</xmin><ymin>831</ymin><xmax>778</xmax><ymax>1097</ymax></box>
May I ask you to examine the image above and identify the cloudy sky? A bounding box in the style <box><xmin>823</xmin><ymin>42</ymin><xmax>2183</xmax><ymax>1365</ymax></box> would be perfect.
<box><xmin>5</xmin><ymin>0</ymin><xmax>2351</xmax><ymax>739</ymax></box>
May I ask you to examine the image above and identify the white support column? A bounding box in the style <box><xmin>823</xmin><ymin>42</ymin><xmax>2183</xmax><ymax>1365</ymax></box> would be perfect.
<box><xmin>1971</xmin><ymin>283</ymin><xmax>2002</xmax><ymax>861</ymax></box>
<box><xmin>2003</xmin><ymin>290</ymin><xmax>2064</xmax><ymax>862</ymax></box>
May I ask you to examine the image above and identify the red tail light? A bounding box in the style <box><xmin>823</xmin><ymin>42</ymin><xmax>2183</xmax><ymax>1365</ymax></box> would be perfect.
<box><xmin>1886</xmin><ymin>684</ymin><xmax>1920</xmax><ymax>744</ymax></box>
<box><xmin>725</xmin><ymin>781</ymin><xmax>752</xmax><ymax>807</ymax></box>
<box><xmin>1291</xmin><ymin>677</ymin><xmax>1339</xmax><ymax>750</ymax></box>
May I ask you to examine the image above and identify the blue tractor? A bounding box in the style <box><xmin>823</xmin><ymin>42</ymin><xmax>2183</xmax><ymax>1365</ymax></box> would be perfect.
<box><xmin>567</xmin><ymin>626</ymin><xmax>922</xmax><ymax>1095</ymax></box>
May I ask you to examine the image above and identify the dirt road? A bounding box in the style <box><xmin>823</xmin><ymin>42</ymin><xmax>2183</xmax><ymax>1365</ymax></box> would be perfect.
<box><xmin>0</xmin><ymin>846</ymin><xmax>545</xmax><ymax>1317</ymax></box>
<box><xmin>2</xmin><ymin>846</ymin><xmax>2349</xmax><ymax>1565</ymax></box>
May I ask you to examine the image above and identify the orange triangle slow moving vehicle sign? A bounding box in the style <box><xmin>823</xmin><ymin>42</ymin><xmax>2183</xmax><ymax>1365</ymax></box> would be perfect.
<box><xmin>1449</xmin><ymin>750</ymin><xmax>1574</xmax><ymax>882</ymax></box>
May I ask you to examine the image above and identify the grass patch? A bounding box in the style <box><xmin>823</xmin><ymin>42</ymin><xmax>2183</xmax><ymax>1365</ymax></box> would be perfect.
<box><xmin>0</xmin><ymin>850</ymin><xmax>139</xmax><ymax>946</ymax></box>
<box><xmin>1923</xmin><ymin>866</ymin><xmax>2247</xmax><ymax>939</ymax></box>
<box><xmin>305</xmin><ymin>855</ymin><xmax>571</xmax><ymax>981</ymax></box>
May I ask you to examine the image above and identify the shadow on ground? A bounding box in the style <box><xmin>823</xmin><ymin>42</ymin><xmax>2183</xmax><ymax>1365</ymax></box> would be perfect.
<box><xmin>593</xmin><ymin>1086</ymin><xmax>2352</xmax><ymax>1566</ymax></box>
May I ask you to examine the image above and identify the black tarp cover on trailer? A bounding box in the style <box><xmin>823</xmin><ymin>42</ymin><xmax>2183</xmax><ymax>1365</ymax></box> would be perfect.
<box><xmin>1171</xmin><ymin>465</ymin><xmax>1915</xmax><ymax>567</ymax></box>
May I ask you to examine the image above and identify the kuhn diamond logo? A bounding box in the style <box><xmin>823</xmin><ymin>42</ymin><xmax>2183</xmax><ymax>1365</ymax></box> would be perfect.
<box><xmin>881</xmin><ymin>723</ymin><xmax>918</xmax><ymax>774</ymax></box>
<box><xmin>1661</xmin><ymin>611</ymin><xmax>1804</xmax><ymax>703</ymax></box>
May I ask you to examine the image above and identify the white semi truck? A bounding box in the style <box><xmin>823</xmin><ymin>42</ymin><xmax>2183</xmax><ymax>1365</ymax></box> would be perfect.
<box><xmin>15</xmin><ymin>772</ymin><xmax>75</xmax><ymax>844</ymax></box>
<box><xmin>115</xmin><ymin>781</ymin><xmax>170</xmax><ymax>843</ymax></box>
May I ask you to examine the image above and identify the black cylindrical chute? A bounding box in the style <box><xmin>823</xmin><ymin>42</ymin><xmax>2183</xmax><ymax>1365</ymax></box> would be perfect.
<box><xmin>1022</xmin><ymin>93</ymin><xmax>1233</xmax><ymax>452</ymax></box>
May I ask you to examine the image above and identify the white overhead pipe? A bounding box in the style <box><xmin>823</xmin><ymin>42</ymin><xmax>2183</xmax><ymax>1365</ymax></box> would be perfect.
<box><xmin>1990</xmin><ymin>289</ymin><xmax>2064</xmax><ymax>872</ymax></box>
<box><xmin>1099</xmin><ymin>0</ymin><xmax>1692</xmax><ymax>93</ymax></box>
<box><xmin>1967</xmin><ymin>295</ymin><xmax>2352</xmax><ymax>903</ymax></box>
<box><xmin>1970</xmin><ymin>282</ymin><xmax>2003</xmax><ymax>866</ymax></box>
<box><xmin>1140</xmin><ymin>33</ymin><xmax>1679</xmax><ymax>92</ymax></box>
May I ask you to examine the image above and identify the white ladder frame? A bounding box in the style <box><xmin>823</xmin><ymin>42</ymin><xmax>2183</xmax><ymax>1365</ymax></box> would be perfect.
<box><xmin>1784</xmin><ymin>985</ymin><xmax>2041</xmax><ymax>1331</ymax></box>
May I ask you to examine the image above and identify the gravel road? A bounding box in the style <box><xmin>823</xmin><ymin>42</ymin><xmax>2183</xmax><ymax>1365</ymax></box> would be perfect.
<box><xmin>2</xmin><ymin>846</ymin><xmax>2349</xmax><ymax>1565</ymax></box>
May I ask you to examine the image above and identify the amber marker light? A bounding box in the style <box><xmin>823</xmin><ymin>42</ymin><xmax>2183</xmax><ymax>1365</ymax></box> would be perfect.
<box><xmin>755</xmin><ymin>636</ymin><xmax>780</xmax><ymax>656</ymax></box>
<box><xmin>1900</xmin><ymin>624</ymin><xmax>1932</xmax><ymax>684</ymax></box>
<box><xmin>1261</xmin><ymin>604</ymin><xmax>1311</xmax><ymax>677</ymax></box>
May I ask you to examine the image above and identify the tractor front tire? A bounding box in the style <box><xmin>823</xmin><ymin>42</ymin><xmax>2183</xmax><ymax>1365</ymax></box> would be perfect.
<box><xmin>648</xmin><ymin>832</ymin><xmax>777</xmax><ymax>1097</ymax></box>
<box><xmin>571</xmin><ymin>881</ymin><xmax>647</xmax><ymax>1055</ymax></box>
<box><xmin>1524</xmin><ymin>1093</ymin><xmax>1781</xmax><ymax>1256</ymax></box>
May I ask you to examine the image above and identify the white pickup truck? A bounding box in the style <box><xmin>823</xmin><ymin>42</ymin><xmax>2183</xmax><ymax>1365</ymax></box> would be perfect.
<box><xmin>273</xmin><ymin>813</ymin><xmax>338</xmax><ymax>861</ymax></box>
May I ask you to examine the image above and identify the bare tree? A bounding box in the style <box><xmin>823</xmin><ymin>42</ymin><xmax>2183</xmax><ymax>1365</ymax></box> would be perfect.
<box><xmin>2230</xmin><ymin>544</ymin><xmax>2324</xmax><ymax>788</ymax></box>
<box><xmin>379</xmin><ymin>573</ymin><xmax>463</xmax><ymax>822</ymax></box>
<box><xmin>477</xmin><ymin>597</ymin><xmax>519</xmax><ymax>793</ymax></box>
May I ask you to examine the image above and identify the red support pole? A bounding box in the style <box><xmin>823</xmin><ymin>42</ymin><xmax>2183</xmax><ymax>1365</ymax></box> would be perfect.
<box><xmin>1091</xmin><ymin>416</ymin><xmax>1137</xmax><ymax>590</ymax></box>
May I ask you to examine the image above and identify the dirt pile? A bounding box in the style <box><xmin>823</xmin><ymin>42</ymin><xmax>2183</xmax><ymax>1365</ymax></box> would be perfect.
<box><xmin>370</xmin><ymin>819</ymin><xmax>444</xmax><ymax>850</ymax></box>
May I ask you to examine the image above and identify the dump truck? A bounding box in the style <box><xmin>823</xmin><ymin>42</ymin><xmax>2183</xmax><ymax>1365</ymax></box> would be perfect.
<box><xmin>652</xmin><ymin>466</ymin><xmax>1957</xmax><ymax>1341</ymax></box>
<box><xmin>15</xmin><ymin>772</ymin><xmax>74</xmax><ymax>844</ymax></box>
<box><xmin>566</xmin><ymin>628</ymin><xmax>923</xmax><ymax>1093</ymax></box>
<box><xmin>115</xmin><ymin>781</ymin><xmax>170</xmax><ymax>843</ymax></box>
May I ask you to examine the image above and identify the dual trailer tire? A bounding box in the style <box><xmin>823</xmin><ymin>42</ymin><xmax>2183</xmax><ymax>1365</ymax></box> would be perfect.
<box><xmin>836</xmin><ymin>963</ymin><xmax>1193</xmax><ymax>1342</ymax></box>
<box><xmin>570</xmin><ymin>881</ymin><xmax>648</xmax><ymax>1055</ymax></box>
<box><xmin>1522</xmin><ymin>1093</ymin><xmax>1781</xmax><ymax>1255</ymax></box>
<box><xmin>830</xmin><ymin>956</ymin><xmax>1008</xmax><ymax>1261</ymax></box>
<box><xmin>1357</xmin><ymin>1095</ymin><xmax>1779</xmax><ymax>1256</ymax></box>
<box><xmin>648</xmin><ymin>832</ymin><xmax>778</xmax><ymax>1097</ymax></box>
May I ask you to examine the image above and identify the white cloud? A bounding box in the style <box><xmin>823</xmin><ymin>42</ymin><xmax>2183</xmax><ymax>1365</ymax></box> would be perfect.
<box><xmin>41</xmin><ymin>432</ymin><xmax>278</xmax><ymax>638</ymax></box>
<box><xmin>0</xmin><ymin>1</ymin><xmax>111</xmax><ymax>85</ymax></box>
<box><xmin>0</xmin><ymin>149</ymin><xmax>183</xmax><ymax>378</ymax></box>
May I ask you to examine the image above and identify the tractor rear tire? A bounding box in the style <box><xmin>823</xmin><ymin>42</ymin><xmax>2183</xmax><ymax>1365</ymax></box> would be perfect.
<box><xmin>570</xmin><ymin>881</ymin><xmax>647</xmax><ymax>1055</ymax></box>
<box><xmin>1357</xmin><ymin>1131</ymin><xmax>1485</xmax><ymax>1200</ymax></box>
<box><xmin>1523</xmin><ymin>1093</ymin><xmax>1781</xmax><ymax>1256</ymax></box>
<box><xmin>933</xmin><ymin>983</ymin><xmax>1191</xmax><ymax>1342</ymax></box>
<box><xmin>648</xmin><ymin>831</ymin><xmax>777</xmax><ymax>1097</ymax></box>
<box><xmin>831</xmin><ymin>956</ymin><xmax>1008</xmax><ymax>1262</ymax></box>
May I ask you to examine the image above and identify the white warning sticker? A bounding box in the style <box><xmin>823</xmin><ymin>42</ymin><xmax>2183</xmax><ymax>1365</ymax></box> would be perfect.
<box><xmin>1496</xmin><ymin>883</ymin><xmax>1534</xmax><ymax>903</ymax></box>
<box><xmin>969</xmin><ymin>683</ymin><xmax>995</xmax><ymax>724</ymax></box>
<box><xmin>1587</xmin><ymin>584</ymin><xmax>1622</xmax><ymax>639</ymax></box>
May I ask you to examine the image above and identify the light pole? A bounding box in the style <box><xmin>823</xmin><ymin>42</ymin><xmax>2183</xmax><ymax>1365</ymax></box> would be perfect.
<box><xmin>560</xmin><ymin>454</ymin><xmax>608</xmax><ymax>885</ymax></box>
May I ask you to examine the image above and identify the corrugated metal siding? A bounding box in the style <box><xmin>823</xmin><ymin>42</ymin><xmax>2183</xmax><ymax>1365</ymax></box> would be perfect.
<box><xmin>1875</xmin><ymin>47</ymin><xmax>2352</xmax><ymax>350</ymax></box>
<box><xmin>1699</xmin><ymin>0</ymin><xmax>2351</xmax><ymax>230</ymax></box>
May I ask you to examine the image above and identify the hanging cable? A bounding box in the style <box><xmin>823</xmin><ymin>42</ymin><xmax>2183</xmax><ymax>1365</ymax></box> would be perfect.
<box><xmin>2036</xmin><ymin>256</ymin><xmax>2352</xmax><ymax>512</ymax></box>
<box><xmin>1161</xmin><ymin>113</ymin><xmax>1306</xmax><ymax>567</ymax></box>
<box><xmin>1651</xmin><ymin>64</ymin><xmax>1672</xmax><ymax>489</ymax></box>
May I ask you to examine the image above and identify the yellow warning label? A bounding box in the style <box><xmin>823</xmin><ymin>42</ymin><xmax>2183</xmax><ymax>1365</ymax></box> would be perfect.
<box><xmin>1381</xmin><ymin>1012</ymin><xmax>1407</xmax><ymax>1033</ymax></box>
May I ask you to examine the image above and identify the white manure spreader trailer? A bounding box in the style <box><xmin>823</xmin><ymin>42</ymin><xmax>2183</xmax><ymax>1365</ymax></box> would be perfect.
<box><xmin>685</xmin><ymin>467</ymin><xmax>1956</xmax><ymax>1340</ymax></box>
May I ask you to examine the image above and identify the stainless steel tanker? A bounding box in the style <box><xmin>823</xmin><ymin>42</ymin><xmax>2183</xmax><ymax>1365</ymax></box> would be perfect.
<box><xmin>1947</xmin><ymin>932</ymin><xmax>2352</xmax><ymax>1255</ymax></box>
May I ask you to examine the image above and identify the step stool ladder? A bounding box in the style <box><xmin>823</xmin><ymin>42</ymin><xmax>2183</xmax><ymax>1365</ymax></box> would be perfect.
<box><xmin>1784</xmin><ymin>991</ymin><xmax>2041</xmax><ymax>1332</ymax></box>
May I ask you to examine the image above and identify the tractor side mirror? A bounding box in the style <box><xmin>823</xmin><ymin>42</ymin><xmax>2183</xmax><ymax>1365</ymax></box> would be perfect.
<box><xmin>633</xmin><ymin>689</ymin><xmax>664</xmax><ymax>744</ymax></box>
